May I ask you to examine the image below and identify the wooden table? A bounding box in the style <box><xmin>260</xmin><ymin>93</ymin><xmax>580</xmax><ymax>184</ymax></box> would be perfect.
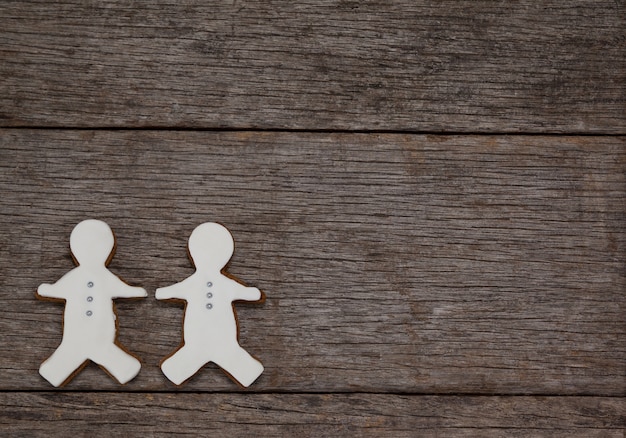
<box><xmin>1</xmin><ymin>1</ymin><xmax>624</xmax><ymax>436</ymax></box>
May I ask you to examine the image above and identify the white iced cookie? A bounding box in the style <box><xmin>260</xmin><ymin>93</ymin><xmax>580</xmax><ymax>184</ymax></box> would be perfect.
<box><xmin>37</xmin><ymin>219</ymin><xmax>147</xmax><ymax>387</ymax></box>
<box><xmin>156</xmin><ymin>222</ymin><xmax>264</xmax><ymax>387</ymax></box>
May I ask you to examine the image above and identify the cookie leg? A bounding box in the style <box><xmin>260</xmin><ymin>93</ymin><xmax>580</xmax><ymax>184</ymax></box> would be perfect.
<box><xmin>213</xmin><ymin>345</ymin><xmax>264</xmax><ymax>387</ymax></box>
<box><xmin>39</xmin><ymin>343</ymin><xmax>88</xmax><ymax>387</ymax></box>
<box><xmin>161</xmin><ymin>345</ymin><xmax>206</xmax><ymax>385</ymax></box>
<box><xmin>91</xmin><ymin>344</ymin><xmax>141</xmax><ymax>385</ymax></box>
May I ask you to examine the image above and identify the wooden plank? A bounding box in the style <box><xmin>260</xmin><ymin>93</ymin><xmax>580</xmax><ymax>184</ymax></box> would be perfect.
<box><xmin>0</xmin><ymin>393</ymin><xmax>623</xmax><ymax>437</ymax></box>
<box><xmin>0</xmin><ymin>1</ymin><xmax>624</xmax><ymax>132</ymax></box>
<box><xmin>0</xmin><ymin>131</ymin><xmax>624</xmax><ymax>393</ymax></box>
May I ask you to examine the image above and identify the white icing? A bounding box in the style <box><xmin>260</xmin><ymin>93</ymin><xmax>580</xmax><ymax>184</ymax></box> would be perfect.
<box><xmin>37</xmin><ymin>219</ymin><xmax>147</xmax><ymax>387</ymax></box>
<box><xmin>156</xmin><ymin>222</ymin><xmax>264</xmax><ymax>387</ymax></box>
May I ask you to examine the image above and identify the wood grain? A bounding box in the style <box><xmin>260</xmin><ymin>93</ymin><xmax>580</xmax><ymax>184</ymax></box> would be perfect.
<box><xmin>0</xmin><ymin>393</ymin><xmax>623</xmax><ymax>437</ymax></box>
<box><xmin>0</xmin><ymin>1</ymin><xmax>624</xmax><ymax>132</ymax></box>
<box><xmin>0</xmin><ymin>130</ymin><xmax>623</xmax><ymax>394</ymax></box>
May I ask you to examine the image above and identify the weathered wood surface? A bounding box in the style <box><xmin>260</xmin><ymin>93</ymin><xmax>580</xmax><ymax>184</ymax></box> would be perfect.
<box><xmin>1</xmin><ymin>131</ymin><xmax>623</xmax><ymax>395</ymax></box>
<box><xmin>1</xmin><ymin>393</ymin><xmax>623</xmax><ymax>437</ymax></box>
<box><xmin>1</xmin><ymin>0</ymin><xmax>624</xmax><ymax>132</ymax></box>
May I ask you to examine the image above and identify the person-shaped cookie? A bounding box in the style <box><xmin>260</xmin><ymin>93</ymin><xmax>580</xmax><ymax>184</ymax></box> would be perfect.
<box><xmin>37</xmin><ymin>219</ymin><xmax>147</xmax><ymax>387</ymax></box>
<box><xmin>156</xmin><ymin>222</ymin><xmax>264</xmax><ymax>387</ymax></box>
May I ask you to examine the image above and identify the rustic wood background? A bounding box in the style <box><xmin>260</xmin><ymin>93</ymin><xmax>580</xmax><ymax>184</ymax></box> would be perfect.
<box><xmin>1</xmin><ymin>1</ymin><xmax>624</xmax><ymax>436</ymax></box>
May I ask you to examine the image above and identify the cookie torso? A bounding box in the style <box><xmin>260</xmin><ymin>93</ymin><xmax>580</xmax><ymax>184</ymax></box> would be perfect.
<box><xmin>61</xmin><ymin>267</ymin><xmax>118</xmax><ymax>348</ymax></box>
<box><xmin>183</xmin><ymin>272</ymin><xmax>238</xmax><ymax>348</ymax></box>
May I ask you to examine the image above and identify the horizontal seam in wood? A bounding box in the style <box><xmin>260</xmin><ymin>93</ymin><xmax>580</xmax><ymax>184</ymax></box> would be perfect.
<box><xmin>1</xmin><ymin>126</ymin><xmax>625</xmax><ymax>136</ymax></box>
<box><xmin>0</xmin><ymin>389</ymin><xmax>624</xmax><ymax>397</ymax></box>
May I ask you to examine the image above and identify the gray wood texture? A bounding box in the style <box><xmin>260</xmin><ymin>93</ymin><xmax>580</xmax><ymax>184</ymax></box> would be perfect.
<box><xmin>1</xmin><ymin>393</ymin><xmax>624</xmax><ymax>437</ymax></box>
<box><xmin>1</xmin><ymin>131</ymin><xmax>623</xmax><ymax>396</ymax></box>
<box><xmin>1</xmin><ymin>0</ymin><xmax>624</xmax><ymax>132</ymax></box>
<box><xmin>1</xmin><ymin>0</ymin><xmax>624</xmax><ymax>434</ymax></box>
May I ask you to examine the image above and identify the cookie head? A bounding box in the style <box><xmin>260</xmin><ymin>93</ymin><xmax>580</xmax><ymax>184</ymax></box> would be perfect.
<box><xmin>70</xmin><ymin>219</ymin><xmax>115</xmax><ymax>266</ymax></box>
<box><xmin>188</xmin><ymin>222</ymin><xmax>234</xmax><ymax>270</ymax></box>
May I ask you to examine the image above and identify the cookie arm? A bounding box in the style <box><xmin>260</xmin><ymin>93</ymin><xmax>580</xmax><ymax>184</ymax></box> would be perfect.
<box><xmin>233</xmin><ymin>284</ymin><xmax>262</xmax><ymax>302</ymax></box>
<box><xmin>36</xmin><ymin>282</ymin><xmax>67</xmax><ymax>299</ymax></box>
<box><xmin>155</xmin><ymin>278</ymin><xmax>193</xmax><ymax>300</ymax></box>
<box><xmin>104</xmin><ymin>271</ymin><xmax>147</xmax><ymax>298</ymax></box>
<box><xmin>115</xmin><ymin>283</ymin><xmax>148</xmax><ymax>299</ymax></box>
